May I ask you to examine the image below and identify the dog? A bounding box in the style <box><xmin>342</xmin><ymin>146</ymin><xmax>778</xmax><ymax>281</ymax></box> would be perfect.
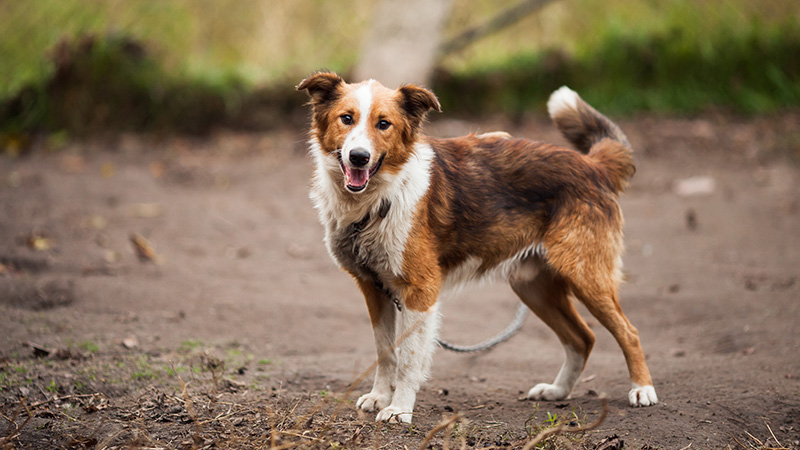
<box><xmin>297</xmin><ymin>72</ymin><xmax>658</xmax><ymax>423</ymax></box>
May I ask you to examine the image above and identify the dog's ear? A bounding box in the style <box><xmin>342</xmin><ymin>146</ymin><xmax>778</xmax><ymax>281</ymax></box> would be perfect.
<box><xmin>297</xmin><ymin>72</ymin><xmax>344</xmax><ymax>106</ymax></box>
<box><xmin>398</xmin><ymin>84</ymin><xmax>441</xmax><ymax>124</ymax></box>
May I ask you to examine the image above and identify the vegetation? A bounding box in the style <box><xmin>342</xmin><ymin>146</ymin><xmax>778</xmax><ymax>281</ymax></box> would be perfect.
<box><xmin>0</xmin><ymin>0</ymin><xmax>798</xmax><ymax>138</ymax></box>
<box><xmin>433</xmin><ymin>21</ymin><xmax>800</xmax><ymax>116</ymax></box>
<box><xmin>0</xmin><ymin>339</ymin><xmax>607</xmax><ymax>449</ymax></box>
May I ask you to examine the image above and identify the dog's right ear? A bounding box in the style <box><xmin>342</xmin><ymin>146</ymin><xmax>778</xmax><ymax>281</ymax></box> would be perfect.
<box><xmin>297</xmin><ymin>72</ymin><xmax>344</xmax><ymax>106</ymax></box>
<box><xmin>398</xmin><ymin>84</ymin><xmax>441</xmax><ymax>126</ymax></box>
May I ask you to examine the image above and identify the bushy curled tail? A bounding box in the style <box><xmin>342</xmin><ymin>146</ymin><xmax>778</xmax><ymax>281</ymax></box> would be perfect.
<box><xmin>548</xmin><ymin>86</ymin><xmax>635</xmax><ymax>193</ymax></box>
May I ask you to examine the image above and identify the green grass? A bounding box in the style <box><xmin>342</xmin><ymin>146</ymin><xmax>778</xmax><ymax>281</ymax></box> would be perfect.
<box><xmin>433</xmin><ymin>20</ymin><xmax>800</xmax><ymax>116</ymax></box>
<box><xmin>0</xmin><ymin>0</ymin><xmax>372</xmax><ymax>99</ymax></box>
<box><xmin>79</xmin><ymin>340</ymin><xmax>99</xmax><ymax>354</ymax></box>
<box><xmin>180</xmin><ymin>339</ymin><xmax>204</xmax><ymax>353</ymax></box>
<box><xmin>1</xmin><ymin>0</ymin><xmax>798</xmax><ymax>138</ymax></box>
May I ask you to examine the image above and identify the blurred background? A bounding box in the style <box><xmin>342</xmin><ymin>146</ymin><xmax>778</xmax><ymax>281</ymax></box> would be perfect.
<box><xmin>1</xmin><ymin>4</ymin><xmax>799</xmax><ymax>447</ymax></box>
<box><xmin>1</xmin><ymin>0</ymin><xmax>799</xmax><ymax>143</ymax></box>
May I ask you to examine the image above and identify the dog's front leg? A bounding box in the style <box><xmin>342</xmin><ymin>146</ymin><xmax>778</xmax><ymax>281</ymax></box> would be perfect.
<box><xmin>355</xmin><ymin>278</ymin><xmax>397</xmax><ymax>413</ymax></box>
<box><xmin>375</xmin><ymin>290</ymin><xmax>441</xmax><ymax>424</ymax></box>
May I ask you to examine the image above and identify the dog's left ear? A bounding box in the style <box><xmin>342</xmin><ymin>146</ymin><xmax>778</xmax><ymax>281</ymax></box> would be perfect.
<box><xmin>297</xmin><ymin>72</ymin><xmax>344</xmax><ymax>106</ymax></box>
<box><xmin>398</xmin><ymin>84</ymin><xmax>441</xmax><ymax>124</ymax></box>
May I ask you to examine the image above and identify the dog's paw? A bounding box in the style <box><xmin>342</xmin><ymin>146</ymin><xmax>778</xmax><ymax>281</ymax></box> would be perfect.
<box><xmin>356</xmin><ymin>392</ymin><xmax>391</xmax><ymax>412</ymax></box>
<box><xmin>628</xmin><ymin>384</ymin><xmax>658</xmax><ymax>407</ymax></box>
<box><xmin>527</xmin><ymin>383</ymin><xmax>570</xmax><ymax>401</ymax></box>
<box><xmin>375</xmin><ymin>405</ymin><xmax>412</xmax><ymax>423</ymax></box>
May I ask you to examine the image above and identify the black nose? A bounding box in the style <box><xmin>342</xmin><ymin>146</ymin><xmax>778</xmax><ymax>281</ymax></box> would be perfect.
<box><xmin>349</xmin><ymin>148</ymin><xmax>371</xmax><ymax>167</ymax></box>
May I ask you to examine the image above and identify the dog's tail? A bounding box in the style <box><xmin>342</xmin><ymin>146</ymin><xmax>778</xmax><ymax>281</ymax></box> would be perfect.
<box><xmin>548</xmin><ymin>86</ymin><xmax>635</xmax><ymax>192</ymax></box>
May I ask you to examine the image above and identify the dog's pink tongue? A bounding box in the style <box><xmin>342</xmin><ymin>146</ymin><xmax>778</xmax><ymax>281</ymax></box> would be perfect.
<box><xmin>346</xmin><ymin>166</ymin><xmax>369</xmax><ymax>188</ymax></box>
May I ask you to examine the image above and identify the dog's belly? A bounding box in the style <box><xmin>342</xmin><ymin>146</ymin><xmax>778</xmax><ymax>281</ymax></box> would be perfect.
<box><xmin>442</xmin><ymin>243</ymin><xmax>547</xmax><ymax>294</ymax></box>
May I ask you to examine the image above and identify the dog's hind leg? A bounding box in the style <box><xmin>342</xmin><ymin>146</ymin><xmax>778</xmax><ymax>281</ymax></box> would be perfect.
<box><xmin>543</xmin><ymin>200</ymin><xmax>658</xmax><ymax>406</ymax></box>
<box><xmin>355</xmin><ymin>278</ymin><xmax>398</xmax><ymax>413</ymax></box>
<box><xmin>569</xmin><ymin>277</ymin><xmax>658</xmax><ymax>407</ymax></box>
<box><xmin>510</xmin><ymin>262</ymin><xmax>595</xmax><ymax>401</ymax></box>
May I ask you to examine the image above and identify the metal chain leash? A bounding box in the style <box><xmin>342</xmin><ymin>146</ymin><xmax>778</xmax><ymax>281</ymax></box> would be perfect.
<box><xmin>436</xmin><ymin>303</ymin><xmax>528</xmax><ymax>353</ymax></box>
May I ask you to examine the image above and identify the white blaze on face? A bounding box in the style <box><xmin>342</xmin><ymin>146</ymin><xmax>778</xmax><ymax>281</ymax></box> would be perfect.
<box><xmin>341</xmin><ymin>81</ymin><xmax>376</xmax><ymax>192</ymax></box>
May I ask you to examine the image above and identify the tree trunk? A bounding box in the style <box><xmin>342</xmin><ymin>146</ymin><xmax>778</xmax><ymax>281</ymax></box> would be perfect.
<box><xmin>354</xmin><ymin>0</ymin><xmax>453</xmax><ymax>87</ymax></box>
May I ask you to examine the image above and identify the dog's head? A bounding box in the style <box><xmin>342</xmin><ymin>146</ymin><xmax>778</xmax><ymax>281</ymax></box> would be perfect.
<box><xmin>298</xmin><ymin>72</ymin><xmax>440</xmax><ymax>194</ymax></box>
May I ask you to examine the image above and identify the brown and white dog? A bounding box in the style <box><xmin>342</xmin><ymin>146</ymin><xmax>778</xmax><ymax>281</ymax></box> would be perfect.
<box><xmin>297</xmin><ymin>72</ymin><xmax>658</xmax><ymax>423</ymax></box>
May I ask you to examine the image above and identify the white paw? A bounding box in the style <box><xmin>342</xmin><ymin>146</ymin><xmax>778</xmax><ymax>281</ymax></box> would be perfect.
<box><xmin>629</xmin><ymin>384</ymin><xmax>658</xmax><ymax>407</ymax></box>
<box><xmin>356</xmin><ymin>391</ymin><xmax>391</xmax><ymax>412</ymax></box>
<box><xmin>375</xmin><ymin>405</ymin><xmax>412</xmax><ymax>423</ymax></box>
<box><xmin>527</xmin><ymin>383</ymin><xmax>570</xmax><ymax>401</ymax></box>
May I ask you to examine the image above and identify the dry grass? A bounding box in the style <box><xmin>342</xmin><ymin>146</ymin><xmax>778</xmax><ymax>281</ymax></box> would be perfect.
<box><xmin>0</xmin><ymin>326</ymin><xmax>612</xmax><ymax>450</ymax></box>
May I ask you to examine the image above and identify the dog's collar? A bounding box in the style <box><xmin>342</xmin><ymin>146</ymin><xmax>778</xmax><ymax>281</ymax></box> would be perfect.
<box><xmin>351</xmin><ymin>198</ymin><xmax>392</xmax><ymax>232</ymax></box>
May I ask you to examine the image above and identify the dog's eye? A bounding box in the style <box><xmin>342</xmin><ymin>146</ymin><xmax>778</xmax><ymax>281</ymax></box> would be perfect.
<box><xmin>340</xmin><ymin>114</ymin><xmax>354</xmax><ymax>125</ymax></box>
<box><xmin>377</xmin><ymin>120</ymin><xmax>391</xmax><ymax>130</ymax></box>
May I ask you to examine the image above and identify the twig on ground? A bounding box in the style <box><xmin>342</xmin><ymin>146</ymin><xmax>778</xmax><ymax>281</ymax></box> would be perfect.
<box><xmin>520</xmin><ymin>397</ymin><xmax>608</xmax><ymax>450</ymax></box>
<box><xmin>765</xmin><ymin>422</ymin><xmax>787</xmax><ymax>450</ymax></box>
<box><xmin>730</xmin><ymin>432</ymin><xmax>749</xmax><ymax>450</ymax></box>
<box><xmin>175</xmin><ymin>372</ymin><xmax>205</xmax><ymax>448</ymax></box>
<box><xmin>26</xmin><ymin>393</ymin><xmax>98</xmax><ymax>409</ymax></box>
<box><xmin>374</xmin><ymin>419</ymin><xmax>383</xmax><ymax>450</ymax></box>
<box><xmin>0</xmin><ymin>398</ymin><xmax>33</xmax><ymax>447</ymax></box>
<box><xmin>746</xmin><ymin>430</ymin><xmax>766</xmax><ymax>448</ymax></box>
<box><xmin>418</xmin><ymin>413</ymin><xmax>464</xmax><ymax>450</ymax></box>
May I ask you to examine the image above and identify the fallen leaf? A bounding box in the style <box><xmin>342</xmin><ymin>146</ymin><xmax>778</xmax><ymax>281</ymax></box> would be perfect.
<box><xmin>25</xmin><ymin>232</ymin><xmax>53</xmax><ymax>251</ymax></box>
<box><xmin>130</xmin><ymin>233</ymin><xmax>163</xmax><ymax>264</ymax></box>
<box><xmin>101</xmin><ymin>162</ymin><xmax>115</xmax><ymax>178</ymax></box>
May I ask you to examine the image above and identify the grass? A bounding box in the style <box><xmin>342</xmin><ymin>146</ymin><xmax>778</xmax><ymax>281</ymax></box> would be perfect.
<box><xmin>78</xmin><ymin>340</ymin><xmax>99</xmax><ymax>354</ymax></box>
<box><xmin>1</xmin><ymin>338</ymin><xmax>795</xmax><ymax>449</ymax></box>
<box><xmin>0</xmin><ymin>336</ymin><xmax>608</xmax><ymax>450</ymax></box>
<box><xmin>0</xmin><ymin>0</ymin><xmax>797</xmax><ymax>135</ymax></box>
<box><xmin>434</xmin><ymin>9</ymin><xmax>800</xmax><ymax>116</ymax></box>
<box><xmin>180</xmin><ymin>339</ymin><xmax>204</xmax><ymax>353</ymax></box>
<box><xmin>0</xmin><ymin>0</ymin><xmax>372</xmax><ymax>99</ymax></box>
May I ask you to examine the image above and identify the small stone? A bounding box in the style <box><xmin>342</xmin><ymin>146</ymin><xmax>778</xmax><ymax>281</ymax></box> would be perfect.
<box><xmin>121</xmin><ymin>336</ymin><xmax>139</xmax><ymax>349</ymax></box>
<box><xmin>674</xmin><ymin>176</ymin><xmax>716</xmax><ymax>197</ymax></box>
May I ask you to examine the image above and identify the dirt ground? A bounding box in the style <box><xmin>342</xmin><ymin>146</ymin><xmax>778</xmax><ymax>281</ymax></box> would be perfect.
<box><xmin>1</xmin><ymin>112</ymin><xmax>799</xmax><ymax>449</ymax></box>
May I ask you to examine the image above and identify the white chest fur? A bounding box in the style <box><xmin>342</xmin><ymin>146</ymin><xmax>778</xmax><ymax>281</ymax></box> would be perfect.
<box><xmin>309</xmin><ymin>139</ymin><xmax>434</xmax><ymax>282</ymax></box>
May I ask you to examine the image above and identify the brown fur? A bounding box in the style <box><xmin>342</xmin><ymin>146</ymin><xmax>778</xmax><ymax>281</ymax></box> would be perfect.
<box><xmin>298</xmin><ymin>72</ymin><xmax>657</xmax><ymax>416</ymax></box>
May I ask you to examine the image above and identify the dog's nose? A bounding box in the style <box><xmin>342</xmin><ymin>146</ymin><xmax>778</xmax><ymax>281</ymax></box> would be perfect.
<box><xmin>349</xmin><ymin>148</ymin><xmax>370</xmax><ymax>167</ymax></box>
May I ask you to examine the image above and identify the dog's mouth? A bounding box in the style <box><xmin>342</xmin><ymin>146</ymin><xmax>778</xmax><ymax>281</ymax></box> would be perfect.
<box><xmin>337</xmin><ymin>152</ymin><xmax>384</xmax><ymax>193</ymax></box>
